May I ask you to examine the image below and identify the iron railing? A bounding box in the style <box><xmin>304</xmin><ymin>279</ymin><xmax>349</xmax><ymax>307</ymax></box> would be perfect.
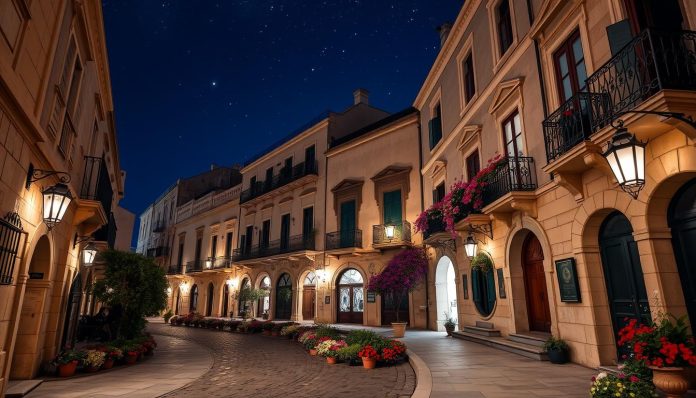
<box><xmin>482</xmin><ymin>157</ymin><xmax>537</xmax><ymax>206</ymax></box>
<box><xmin>147</xmin><ymin>246</ymin><xmax>169</xmax><ymax>258</ymax></box>
<box><xmin>232</xmin><ymin>234</ymin><xmax>316</xmax><ymax>261</ymax></box>
<box><xmin>0</xmin><ymin>212</ymin><xmax>23</xmax><ymax>285</ymax></box>
<box><xmin>240</xmin><ymin>161</ymin><xmax>319</xmax><ymax>203</ymax></box>
<box><xmin>372</xmin><ymin>221</ymin><xmax>412</xmax><ymax>246</ymax></box>
<box><xmin>80</xmin><ymin>156</ymin><xmax>113</xmax><ymax>216</ymax></box>
<box><xmin>325</xmin><ymin>229</ymin><xmax>362</xmax><ymax>250</ymax></box>
<box><xmin>211</xmin><ymin>256</ymin><xmax>233</xmax><ymax>269</ymax></box>
<box><xmin>93</xmin><ymin>212</ymin><xmax>117</xmax><ymax>249</ymax></box>
<box><xmin>586</xmin><ymin>29</ymin><xmax>696</xmax><ymax>131</ymax></box>
<box><xmin>186</xmin><ymin>259</ymin><xmax>203</xmax><ymax>273</ymax></box>
<box><xmin>167</xmin><ymin>264</ymin><xmax>183</xmax><ymax>275</ymax></box>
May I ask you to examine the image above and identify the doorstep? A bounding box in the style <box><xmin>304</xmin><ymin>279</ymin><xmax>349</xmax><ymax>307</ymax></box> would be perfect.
<box><xmin>5</xmin><ymin>380</ymin><xmax>43</xmax><ymax>397</ymax></box>
<box><xmin>452</xmin><ymin>329</ymin><xmax>549</xmax><ymax>361</ymax></box>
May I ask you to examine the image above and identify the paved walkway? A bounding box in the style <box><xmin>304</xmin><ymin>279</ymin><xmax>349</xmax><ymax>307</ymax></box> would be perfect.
<box><xmin>27</xmin><ymin>334</ymin><xmax>213</xmax><ymax>398</ymax></box>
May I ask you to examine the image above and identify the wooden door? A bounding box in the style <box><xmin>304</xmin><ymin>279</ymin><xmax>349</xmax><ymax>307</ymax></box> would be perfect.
<box><xmin>670</xmin><ymin>179</ymin><xmax>696</xmax><ymax>332</ymax></box>
<box><xmin>302</xmin><ymin>287</ymin><xmax>315</xmax><ymax>320</ymax></box>
<box><xmin>599</xmin><ymin>211</ymin><xmax>650</xmax><ymax>357</ymax></box>
<box><xmin>522</xmin><ymin>234</ymin><xmax>551</xmax><ymax>332</ymax></box>
<box><xmin>337</xmin><ymin>269</ymin><xmax>364</xmax><ymax>323</ymax></box>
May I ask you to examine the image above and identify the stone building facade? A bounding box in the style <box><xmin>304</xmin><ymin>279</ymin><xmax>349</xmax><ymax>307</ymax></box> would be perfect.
<box><xmin>0</xmin><ymin>0</ymin><xmax>125</xmax><ymax>393</ymax></box>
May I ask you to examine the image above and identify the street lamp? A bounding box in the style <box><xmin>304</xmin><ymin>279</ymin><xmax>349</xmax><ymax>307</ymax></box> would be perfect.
<box><xmin>205</xmin><ymin>257</ymin><xmax>213</xmax><ymax>269</ymax></box>
<box><xmin>226</xmin><ymin>277</ymin><xmax>238</xmax><ymax>289</ymax></box>
<box><xmin>82</xmin><ymin>242</ymin><xmax>98</xmax><ymax>266</ymax></box>
<box><xmin>384</xmin><ymin>224</ymin><xmax>396</xmax><ymax>240</ymax></box>
<box><xmin>42</xmin><ymin>183</ymin><xmax>73</xmax><ymax>229</ymax></box>
<box><xmin>603</xmin><ymin>123</ymin><xmax>646</xmax><ymax>199</ymax></box>
<box><xmin>180</xmin><ymin>281</ymin><xmax>190</xmax><ymax>294</ymax></box>
<box><xmin>464</xmin><ymin>234</ymin><xmax>478</xmax><ymax>259</ymax></box>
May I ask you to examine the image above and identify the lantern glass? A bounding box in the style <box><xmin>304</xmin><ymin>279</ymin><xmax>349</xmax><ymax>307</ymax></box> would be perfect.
<box><xmin>464</xmin><ymin>235</ymin><xmax>478</xmax><ymax>259</ymax></box>
<box><xmin>42</xmin><ymin>184</ymin><xmax>72</xmax><ymax>229</ymax></box>
<box><xmin>82</xmin><ymin>243</ymin><xmax>97</xmax><ymax>266</ymax></box>
<box><xmin>226</xmin><ymin>278</ymin><xmax>237</xmax><ymax>289</ymax></box>
<box><xmin>603</xmin><ymin>127</ymin><xmax>646</xmax><ymax>199</ymax></box>
<box><xmin>385</xmin><ymin>225</ymin><xmax>395</xmax><ymax>240</ymax></box>
<box><xmin>205</xmin><ymin>258</ymin><xmax>213</xmax><ymax>269</ymax></box>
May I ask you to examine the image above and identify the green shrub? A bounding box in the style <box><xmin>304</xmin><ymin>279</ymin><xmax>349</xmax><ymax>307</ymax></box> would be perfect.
<box><xmin>315</xmin><ymin>324</ymin><xmax>341</xmax><ymax>339</ymax></box>
<box><xmin>163</xmin><ymin>309</ymin><xmax>173</xmax><ymax>323</ymax></box>
<box><xmin>345</xmin><ymin>329</ymin><xmax>381</xmax><ymax>346</ymax></box>
<box><xmin>337</xmin><ymin>343</ymin><xmax>361</xmax><ymax>361</ymax></box>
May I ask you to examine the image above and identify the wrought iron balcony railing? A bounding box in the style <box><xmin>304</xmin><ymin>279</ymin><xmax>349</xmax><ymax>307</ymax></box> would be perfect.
<box><xmin>423</xmin><ymin>219</ymin><xmax>446</xmax><ymax>240</ymax></box>
<box><xmin>586</xmin><ymin>29</ymin><xmax>696</xmax><ymax>132</ymax></box>
<box><xmin>240</xmin><ymin>161</ymin><xmax>319</xmax><ymax>203</ymax></box>
<box><xmin>167</xmin><ymin>264</ymin><xmax>184</xmax><ymax>275</ymax></box>
<box><xmin>482</xmin><ymin>156</ymin><xmax>537</xmax><ymax>206</ymax></box>
<box><xmin>186</xmin><ymin>259</ymin><xmax>203</xmax><ymax>273</ymax></box>
<box><xmin>232</xmin><ymin>234</ymin><xmax>316</xmax><ymax>261</ymax></box>
<box><xmin>372</xmin><ymin>221</ymin><xmax>412</xmax><ymax>246</ymax></box>
<box><xmin>80</xmin><ymin>156</ymin><xmax>113</xmax><ymax>216</ymax></box>
<box><xmin>147</xmin><ymin>246</ymin><xmax>169</xmax><ymax>258</ymax></box>
<box><xmin>93</xmin><ymin>212</ymin><xmax>117</xmax><ymax>249</ymax></box>
<box><xmin>325</xmin><ymin>229</ymin><xmax>362</xmax><ymax>250</ymax></box>
<box><xmin>210</xmin><ymin>256</ymin><xmax>233</xmax><ymax>269</ymax></box>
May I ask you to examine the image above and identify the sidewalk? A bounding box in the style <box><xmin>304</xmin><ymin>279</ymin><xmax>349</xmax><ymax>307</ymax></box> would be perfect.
<box><xmin>26</xmin><ymin>334</ymin><xmax>212</xmax><ymax>398</ymax></box>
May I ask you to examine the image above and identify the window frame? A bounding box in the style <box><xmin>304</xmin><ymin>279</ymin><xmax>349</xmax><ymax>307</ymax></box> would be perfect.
<box><xmin>552</xmin><ymin>29</ymin><xmax>587</xmax><ymax>103</ymax></box>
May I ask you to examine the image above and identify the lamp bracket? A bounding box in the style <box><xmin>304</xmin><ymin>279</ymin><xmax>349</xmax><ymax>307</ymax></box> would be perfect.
<box><xmin>73</xmin><ymin>234</ymin><xmax>93</xmax><ymax>248</ymax></box>
<box><xmin>426</xmin><ymin>236</ymin><xmax>456</xmax><ymax>252</ymax></box>
<box><xmin>26</xmin><ymin>163</ymin><xmax>71</xmax><ymax>189</ymax></box>
<box><xmin>611</xmin><ymin>110</ymin><xmax>696</xmax><ymax>130</ymax></box>
<box><xmin>469</xmin><ymin>222</ymin><xmax>493</xmax><ymax>241</ymax></box>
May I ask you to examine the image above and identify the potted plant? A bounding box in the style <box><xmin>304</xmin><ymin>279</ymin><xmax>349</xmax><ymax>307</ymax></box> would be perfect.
<box><xmin>236</xmin><ymin>287</ymin><xmax>269</xmax><ymax>320</ymax></box>
<box><xmin>618</xmin><ymin>315</ymin><xmax>696</xmax><ymax>397</ymax></box>
<box><xmin>281</xmin><ymin>324</ymin><xmax>299</xmax><ymax>339</ymax></box>
<box><xmin>443</xmin><ymin>313</ymin><xmax>457</xmax><ymax>336</ymax></box>
<box><xmin>543</xmin><ymin>336</ymin><xmax>570</xmax><ymax>364</ymax></box>
<box><xmin>317</xmin><ymin>339</ymin><xmax>347</xmax><ymax>364</ymax></box>
<box><xmin>470</xmin><ymin>252</ymin><xmax>493</xmax><ymax>273</ymax></box>
<box><xmin>380</xmin><ymin>339</ymin><xmax>407</xmax><ymax>364</ymax></box>
<box><xmin>358</xmin><ymin>344</ymin><xmax>380</xmax><ymax>369</ymax></box>
<box><xmin>83</xmin><ymin>350</ymin><xmax>106</xmax><ymax>373</ymax></box>
<box><xmin>122</xmin><ymin>343</ymin><xmax>140</xmax><ymax>365</ymax></box>
<box><xmin>163</xmin><ymin>308</ymin><xmax>173</xmax><ymax>324</ymax></box>
<box><xmin>52</xmin><ymin>350</ymin><xmax>84</xmax><ymax>377</ymax></box>
<box><xmin>337</xmin><ymin>344</ymin><xmax>362</xmax><ymax>366</ymax></box>
<box><xmin>262</xmin><ymin>321</ymin><xmax>274</xmax><ymax>335</ymax></box>
<box><xmin>298</xmin><ymin>331</ymin><xmax>319</xmax><ymax>354</ymax></box>
<box><xmin>103</xmin><ymin>347</ymin><xmax>122</xmax><ymax>369</ymax></box>
<box><xmin>368</xmin><ymin>247</ymin><xmax>428</xmax><ymax>338</ymax></box>
<box><xmin>589</xmin><ymin>371</ymin><xmax>657</xmax><ymax>398</ymax></box>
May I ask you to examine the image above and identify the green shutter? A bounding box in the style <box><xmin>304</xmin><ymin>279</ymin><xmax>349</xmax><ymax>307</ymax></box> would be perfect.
<box><xmin>485</xmin><ymin>268</ymin><xmax>496</xmax><ymax>314</ymax></box>
<box><xmin>383</xmin><ymin>190</ymin><xmax>402</xmax><ymax>225</ymax></box>
<box><xmin>472</xmin><ymin>269</ymin><xmax>481</xmax><ymax>309</ymax></box>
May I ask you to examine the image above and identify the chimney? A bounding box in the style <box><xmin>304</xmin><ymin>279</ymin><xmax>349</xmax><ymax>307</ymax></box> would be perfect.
<box><xmin>437</xmin><ymin>23</ymin><xmax>453</xmax><ymax>48</ymax></box>
<box><xmin>353</xmin><ymin>88</ymin><xmax>369</xmax><ymax>105</ymax></box>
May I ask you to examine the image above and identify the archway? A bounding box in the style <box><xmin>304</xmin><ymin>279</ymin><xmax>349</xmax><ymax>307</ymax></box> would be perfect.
<box><xmin>669</xmin><ymin>178</ymin><xmax>696</xmax><ymax>331</ymax></box>
<box><xmin>61</xmin><ymin>273</ymin><xmax>82</xmax><ymax>348</ymax></box>
<box><xmin>205</xmin><ymin>282</ymin><xmax>214</xmax><ymax>316</ymax></box>
<box><xmin>336</xmin><ymin>268</ymin><xmax>364</xmax><ymax>324</ymax></box>
<box><xmin>522</xmin><ymin>234</ymin><xmax>551</xmax><ymax>332</ymax></box>
<box><xmin>275</xmin><ymin>273</ymin><xmax>292</xmax><ymax>320</ymax></box>
<box><xmin>189</xmin><ymin>284</ymin><xmax>199</xmax><ymax>312</ymax></box>
<box><xmin>222</xmin><ymin>284</ymin><xmax>229</xmax><ymax>318</ymax></box>
<box><xmin>11</xmin><ymin>235</ymin><xmax>51</xmax><ymax>379</ymax></box>
<box><xmin>257</xmin><ymin>275</ymin><xmax>271</xmax><ymax>318</ymax></box>
<box><xmin>435</xmin><ymin>256</ymin><xmax>457</xmax><ymax>331</ymax></box>
<box><xmin>302</xmin><ymin>271</ymin><xmax>316</xmax><ymax>320</ymax></box>
<box><xmin>599</xmin><ymin>211</ymin><xmax>650</xmax><ymax>357</ymax></box>
<box><xmin>238</xmin><ymin>277</ymin><xmax>251</xmax><ymax>317</ymax></box>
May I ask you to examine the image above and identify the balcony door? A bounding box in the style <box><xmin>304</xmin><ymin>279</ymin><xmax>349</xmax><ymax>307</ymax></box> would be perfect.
<box><xmin>502</xmin><ymin>111</ymin><xmax>526</xmax><ymax>190</ymax></box>
<box><xmin>280</xmin><ymin>214</ymin><xmax>290</xmax><ymax>250</ymax></box>
<box><xmin>383</xmin><ymin>190</ymin><xmax>402</xmax><ymax>226</ymax></box>
<box><xmin>624</xmin><ymin>0</ymin><xmax>684</xmax><ymax>34</ymax></box>
<box><xmin>305</xmin><ymin>145</ymin><xmax>315</xmax><ymax>173</ymax></box>
<box><xmin>340</xmin><ymin>200</ymin><xmax>356</xmax><ymax>247</ymax></box>
<box><xmin>554</xmin><ymin>30</ymin><xmax>587</xmax><ymax>103</ymax></box>
<box><xmin>244</xmin><ymin>225</ymin><xmax>253</xmax><ymax>253</ymax></box>
<box><xmin>261</xmin><ymin>220</ymin><xmax>270</xmax><ymax>249</ymax></box>
<box><xmin>302</xmin><ymin>206</ymin><xmax>314</xmax><ymax>244</ymax></box>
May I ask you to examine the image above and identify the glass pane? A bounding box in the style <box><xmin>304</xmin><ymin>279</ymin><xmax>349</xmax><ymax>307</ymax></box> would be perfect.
<box><xmin>504</xmin><ymin>121</ymin><xmax>513</xmax><ymax>142</ymax></box>
<box><xmin>506</xmin><ymin>142</ymin><xmax>515</xmax><ymax>157</ymax></box>
<box><xmin>513</xmin><ymin>113</ymin><xmax>521</xmax><ymax>135</ymax></box>
<box><xmin>339</xmin><ymin>269</ymin><xmax>363</xmax><ymax>284</ymax></box>
<box><xmin>562</xmin><ymin>77</ymin><xmax>573</xmax><ymax>101</ymax></box>
<box><xmin>516</xmin><ymin>134</ymin><xmax>524</xmax><ymax>156</ymax></box>
<box><xmin>558</xmin><ymin>53</ymin><xmax>569</xmax><ymax>76</ymax></box>
<box><xmin>353</xmin><ymin>288</ymin><xmax>364</xmax><ymax>312</ymax></box>
<box><xmin>304</xmin><ymin>272</ymin><xmax>316</xmax><ymax>286</ymax></box>
<box><xmin>261</xmin><ymin>276</ymin><xmax>270</xmax><ymax>288</ymax></box>
<box><xmin>339</xmin><ymin>287</ymin><xmax>350</xmax><ymax>312</ymax></box>
<box><xmin>279</xmin><ymin>273</ymin><xmax>291</xmax><ymax>286</ymax></box>
<box><xmin>576</xmin><ymin>60</ymin><xmax>587</xmax><ymax>90</ymax></box>
<box><xmin>572</xmin><ymin>38</ymin><xmax>584</xmax><ymax>64</ymax></box>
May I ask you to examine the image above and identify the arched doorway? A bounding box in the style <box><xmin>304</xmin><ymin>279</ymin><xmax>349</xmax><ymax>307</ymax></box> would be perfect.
<box><xmin>302</xmin><ymin>271</ymin><xmax>316</xmax><ymax>320</ymax></box>
<box><xmin>190</xmin><ymin>284</ymin><xmax>199</xmax><ymax>312</ymax></box>
<box><xmin>205</xmin><ymin>283</ymin><xmax>214</xmax><ymax>316</ymax></box>
<box><xmin>472</xmin><ymin>265</ymin><xmax>495</xmax><ymax>317</ymax></box>
<box><xmin>669</xmin><ymin>178</ymin><xmax>696</xmax><ymax>331</ymax></box>
<box><xmin>522</xmin><ymin>234</ymin><xmax>551</xmax><ymax>332</ymax></box>
<box><xmin>61</xmin><ymin>273</ymin><xmax>82</xmax><ymax>347</ymax></box>
<box><xmin>599</xmin><ymin>211</ymin><xmax>650</xmax><ymax>356</ymax></box>
<box><xmin>258</xmin><ymin>276</ymin><xmax>270</xmax><ymax>318</ymax></box>
<box><xmin>275</xmin><ymin>273</ymin><xmax>292</xmax><ymax>320</ymax></box>
<box><xmin>238</xmin><ymin>278</ymin><xmax>250</xmax><ymax>317</ymax></box>
<box><xmin>175</xmin><ymin>287</ymin><xmax>181</xmax><ymax>315</ymax></box>
<box><xmin>11</xmin><ymin>235</ymin><xmax>51</xmax><ymax>379</ymax></box>
<box><xmin>337</xmin><ymin>268</ymin><xmax>364</xmax><ymax>324</ymax></box>
<box><xmin>222</xmin><ymin>284</ymin><xmax>229</xmax><ymax>318</ymax></box>
<box><xmin>435</xmin><ymin>256</ymin><xmax>457</xmax><ymax>331</ymax></box>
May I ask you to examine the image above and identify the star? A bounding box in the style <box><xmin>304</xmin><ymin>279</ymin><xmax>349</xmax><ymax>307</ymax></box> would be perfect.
<box><xmin>211</xmin><ymin>81</ymin><xmax>217</xmax><ymax>87</ymax></box>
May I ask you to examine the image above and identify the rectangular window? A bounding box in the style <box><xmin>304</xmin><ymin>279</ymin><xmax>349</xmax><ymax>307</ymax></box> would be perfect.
<box><xmin>261</xmin><ymin>220</ymin><xmax>270</xmax><ymax>248</ymax></box>
<box><xmin>194</xmin><ymin>238</ymin><xmax>202</xmax><ymax>264</ymax></box>
<box><xmin>177</xmin><ymin>242</ymin><xmax>184</xmax><ymax>267</ymax></box>
<box><xmin>302</xmin><ymin>207</ymin><xmax>314</xmax><ymax>239</ymax></box>
<box><xmin>433</xmin><ymin>182</ymin><xmax>446</xmax><ymax>203</ymax></box>
<box><xmin>553</xmin><ymin>30</ymin><xmax>587</xmax><ymax>102</ymax></box>
<box><xmin>383</xmin><ymin>190</ymin><xmax>402</xmax><ymax>225</ymax></box>
<box><xmin>502</xmin><ymin>111</ymin><xmax>523</xmax><ymax>157</ymax></box>
<box><xmin>497</xmin><ymin>0</ymin><xmax>514</xmax><ymax>55</ymax></box>
<box><xmin>428</xmin><ymin>102</ymin><xmax>443</xmax><ymax>150</ymax></box>
<box><xmin>305</xmin><ymin>145</ymin><xmax>316</xmax><ymax>173</ymax></box>
<box><xmin>466</xmin><ymin>150</ymin><xmax>481</xmax><ymax>181</ymax></box>
<box><xmin>245</xmin><ymin>225</ymin><xmax>253</xmax><ymax>251</ymax></box>
<box><xmin>280</xmin><ymin>214</ymin><xmax>290</xmax><ymax>249</ymax></box>
<box><xmin>463</xmin><ymin>53</ymin><xmax>476</xmax><ymax>103</ymax></box>
<box><xmin>224</xmin><ymin>231</ymin><xmax>233</xmax><ymax>258</ymax></box>
<box><xmin>210</xmin><ymin>235</ymin><xmax>218</xmax><ymax>258</ymax></box>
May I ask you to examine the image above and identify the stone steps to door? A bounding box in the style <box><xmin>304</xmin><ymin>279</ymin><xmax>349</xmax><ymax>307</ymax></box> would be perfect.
<box><xmin>5</xmin><ymin>379</ymin><xmax>43</xmax><ymax>397</ymax></box>
<box><xmin>452</xmin><ymin>330</ymin><xmax>549</xmax><ymax>361</ymax></box>
<box><xmin>507</xmin><ymin>332</ymin><xmax>548</xmax><ymax>348</ymax></box>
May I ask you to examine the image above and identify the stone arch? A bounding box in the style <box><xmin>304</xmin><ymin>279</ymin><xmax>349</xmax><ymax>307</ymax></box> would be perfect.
<box><xmin>428</xmin><ymin>245</ymin><xmax>461</xmax><ymax>331</ymax></box>
<box><xmin>333</xmin><ymin>263</ymin><xmax>367</xmax><ymax>324</ymax></box>
<box><xmin>434</xmin><ymin>255</ymin><xmax>458</xmax><ymax>331</ymax></box>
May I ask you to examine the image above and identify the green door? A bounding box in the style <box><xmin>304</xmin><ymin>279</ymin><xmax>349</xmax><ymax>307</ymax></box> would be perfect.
<box><xmin>340</xmin><ymin>200</ymin><xmax>356</xmax><ymax>247</ymax></box>
<box><xmin>383</xmin><ymin>189</ymin><xmax>402</xmax><ymax>229</ymax></box>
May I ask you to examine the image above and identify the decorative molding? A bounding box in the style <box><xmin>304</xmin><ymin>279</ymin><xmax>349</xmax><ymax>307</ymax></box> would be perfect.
<box><xmin>488</xmin><ymin>78</ymin><xmax>524</xmax><ymax>115</ymax></box>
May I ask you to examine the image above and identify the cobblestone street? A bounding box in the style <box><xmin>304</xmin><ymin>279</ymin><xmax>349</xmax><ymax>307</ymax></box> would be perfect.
<box><xmin>150</xmin><ymin>323</ymin><xmax>416</xmax><ymax>398</ymax></box>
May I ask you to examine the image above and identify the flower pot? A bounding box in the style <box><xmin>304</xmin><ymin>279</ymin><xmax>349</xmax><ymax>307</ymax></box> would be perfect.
<box><xmin>445</xmin><ymin>326</ymin><xmax>454</xmax><ymax>337</ymax></box>
<box><xmin>58</xmin><ymin>361</ymin><xmax>78</xmax><ymax>377</ymax></box>
<box><xmin>547</xmin><ymin>348</ymin><xmax>569</xmax><ymax>364</ymax></box>
<box><xmin>271</xmin><ymin>331</ymin><xmax>280</xmax><ymax>337</ymax></box>
<box><xmin>650</xmin><ymin>366</ymin><xmax>689</xmax><ymax>398</ymax></box>
<box><xmin>102</xmin><ymin>359</ymin><xmax>114</xmax><ymax>370</ymax></box>
<box><xmin>361</xmin><ymin>357</ymin><xmax>377</xmax><ymax>369</ymax></box>
<box><xmin>391</xmin><ymin>322</ymin><xmax>407</xmax><ymax>338</ymax></box>
<box><xmin>125</xmin><ymin>353</ymin><xmax>138</xmax><ymax>365</ymax></box>
<box><xmin>84</xmin><ymin>365</ymin><xmax>100</xmax><ymax>373</ymax></box>
<box><xmin>309</xmin><ymin>349</ymin><xmax>318</xmax><ymax>356</ymax></box>
<box><xmin>326</xmin><ymin>357</ymin><xmax>337</xmax><ymax>364</ymax></box>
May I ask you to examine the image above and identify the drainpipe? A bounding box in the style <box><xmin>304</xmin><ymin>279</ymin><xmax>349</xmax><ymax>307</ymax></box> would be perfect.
<box><xmin>322</xmin><ymin>120</ymin><xmax>331</xmax><ymax>323</ymax></box>
<box><xmin>416</xmin><ymin>112</ymin><xmax>430</xmax><ymax>329</ymax></box>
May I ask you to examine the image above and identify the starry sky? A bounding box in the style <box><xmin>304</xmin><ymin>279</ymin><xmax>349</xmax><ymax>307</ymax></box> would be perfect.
<box><xmin>102</xmin><ymin>0</ymin><xmax>463</xmax><ymax>220</ymax></box>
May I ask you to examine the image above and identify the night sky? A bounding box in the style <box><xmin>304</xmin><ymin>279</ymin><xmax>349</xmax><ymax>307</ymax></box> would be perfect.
<box><xmin>102</xmin><ymin>0</ymin><xmax>463</xmax><ymax>220</ymax></box>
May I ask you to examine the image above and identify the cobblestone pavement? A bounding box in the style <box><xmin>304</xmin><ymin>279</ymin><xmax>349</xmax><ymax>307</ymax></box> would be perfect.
<box><xmin>149</xmin><ymin>323</ymin><xmax>416</xmax><ymax>398</ymax></box>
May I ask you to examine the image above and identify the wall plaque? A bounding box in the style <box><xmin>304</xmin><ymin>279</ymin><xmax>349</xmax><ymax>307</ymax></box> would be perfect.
<box><xmin>324</xmin><ymin>295</ymin><xmax>330</xmax><ymax>304</ymax></box>
<box><xmin>555</xmin><ymin>258</ymin><xmax>581</xmax><ymax>303</ymax></box>
<box><xmin>367</xmin><ymin>291</ymin><xmax>376</xmax><ymax>303</ymax></box>
<box><xmin>461</xmin><ymin>274</ymin><xmax>468</xmax><ymax>299</ymax></box>
<box><xmin>29</xmin><ymin>272</ymin><xmax>44</xmax><ymax>280</ymax></box>
<box><xmin>496</xmin><ymin>268</ymin><xmax>506</xmax><ymax>299</ymax></box>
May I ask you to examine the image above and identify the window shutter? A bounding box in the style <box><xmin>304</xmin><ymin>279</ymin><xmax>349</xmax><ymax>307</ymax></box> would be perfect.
<box><xmin>486</xmin><ymin>268</ymin><xmax>496</xmax><ymax>312</ymax></box>
<box><xmin>472</xmin><ymin>269</ymin><xmax>482</xmax><ymax>308</ymax></box>
<box><xmin>383</xmin><ymin>190</ymin><xmax>402</xmax><ymax>224</ymax></box>
<box><xmin>606</xmin><ymin>20</ymin><xmax>633</xmax><ymax>56</ymax></box>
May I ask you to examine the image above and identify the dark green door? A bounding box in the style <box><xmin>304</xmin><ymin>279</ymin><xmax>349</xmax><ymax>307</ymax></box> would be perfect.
<box><xmin>669</xmin><ymin>179</ymin><xmax>696</xmax><ymax>332</ymax></box>
<box><xmin>599</xmin><ymin>211</ymin><xmax>650</xmax><ymax>358</ymax></box>
<box><xmin>383</xmin><ymin>190</ymin><xmax>402</xmax><ymax>225</ymax></box>
<box><xmin>340</xmin><ymin>200</ymin><xmax>356</xmax><ymax>247</ymax></box>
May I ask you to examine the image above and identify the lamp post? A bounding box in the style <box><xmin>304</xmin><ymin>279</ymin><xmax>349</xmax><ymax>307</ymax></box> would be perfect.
<box><xmin>603</xmin><ymin>122</ymin><xmax>646</xmax><ymax>199</ymax></box>
<box><xmin>464</xmin><ymin>234</ymin><xmax>478</xmax><ymax>259</ymax></box>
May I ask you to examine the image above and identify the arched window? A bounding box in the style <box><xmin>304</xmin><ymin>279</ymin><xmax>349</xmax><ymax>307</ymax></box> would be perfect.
<box><xmin>304</xmin><ymin>271</ymin><xmax>316</xmax><ymax>286</ymax></box>
<box><xmin>190</xmin><ymin>284</ymin><xmax>199</xmax><ymax>312</ymax></box>
<box><xmin>472</xmin><ymin>267</ymin><xmax>495</xmax><ymax>317</ymax></box>
<box><xmin>258</xmin><ymin>276</ymin><xmax>271</xmax><ymax>317</ymax></box>
<box><xmin>238</xmin><ymin>278</ymin><xmax>251</xmax><ymax>317</ymax></box>
<box><xmin>275</xmin><ymin>273</ymin><xmax>292</xmax><ymax>319</ymax></box>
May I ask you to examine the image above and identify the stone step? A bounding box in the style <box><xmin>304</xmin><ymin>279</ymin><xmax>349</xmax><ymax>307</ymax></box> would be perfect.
<box><xmin>452</xmin><ymin>331</ymin><xmax>549</xmax><ymax>361</ymax></box>
<box><xmin>462</xmin><ymin>325</ymin><xmax>501</xmax><ymax>337</ymax></box>
<box><xmin>475</xmin><ymin>320</ymin><xmax>495</xmax><ymax>329</ymax></box>
<box><xmin>5</xmin><ymin>380</ymin><xmax>43</xmax><ymax>397</ymax></box>
<box><xmin>508</xmin><ymin>333</ymin><xmax>548</xmax><ymax>348</ymax></box>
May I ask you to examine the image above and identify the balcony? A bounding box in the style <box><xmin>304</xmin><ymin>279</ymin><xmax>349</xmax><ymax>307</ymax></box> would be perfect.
<box><xmin>73</xmin><ymin>156</ymin><xmax>113</xmax><ymax>234</ymax></box>
<box><xmin>481</xmin><ymin>157</ymin><xmax>537</xmax><ymax>216</ymax></box>
<box><xmin>372</xmin><ymin>221</ymin><xmax>412</xmax><ymax>248</ymax></box>
<box><xmin>93</xmin><ymin>212</ymin><xmax>117</xmax><ymax>249</ymax></box>
<box><xmin>167</xmin><ymin>264</ymin><xmax>184</xmax><ymax>275</ymax></box>
<box><xmin>240</xmin><ymin>161</ymin><xmax>319</xmax><ymax>204</ymax></box>
<box><xmin>186</xmin><ymin>260</ymin><xmax>203</xmax><ymax>273</ymax></box>
<box><xmin>232</xmin><ymin>234</ymin><xmax>316</xmax><ymax>261</ymax></box>
<box><xmin>147</xmin><ymin>246</ymin><xmax>169</xmax><ymax>258</ymax></box>
<box><xmin>209</xmin><ymin>256</ymin><xmax>233</xmax><ymax>269</ymax></box>
<box><xmin>325</xmin><ymin>229</ymin><xmax>362</xmax><ymax>251</ymax></box>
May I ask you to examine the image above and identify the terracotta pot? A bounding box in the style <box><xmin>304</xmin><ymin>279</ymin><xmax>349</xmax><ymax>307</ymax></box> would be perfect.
<box><xmin>271</xmin><ymin>331</ymin><xmax>280</xmax><ymax>337</ymax></box>
<box><xmin>125</xmin><ymin>353</ymin><xmax>138</xmax><ymax>365</ymax></box>
<box><xmin>650</xmin><ymin>366</ymin><xmax>689</xmax><ymax>398</ymax></box>
<box><xmin>326</xmin><ymin>357</ymin><xmax>337</xmax><ymax>364</ymax></box>
<box><xmin>445</xmin><ymin>326</ymin><xmax>454</xmax><ymax>337</ymax></box>
<box><xmin>361</xmin><ymin>357</ymin><xmax>377</xmax><ymax>369</ymax></box>
<box><xmin>58</xmin><ymin>361</ymin><xmax>78</xmax><ymax>377</ymax></box>
<box><xmin>309</xmin><ymin>349</ymin><xmax>318</xmax><ymax>356</ymax></box>
<box><xmin>391</xmin><ymin>322</ymin><xmax>407</xmax><ymax>338</ymax></box>
<box><xmin>102</xmin><ymin>359</ymin><xmax>114</xmax><ymax>370</ymax></box>
<box><xmin>84</xmin><ymin>365</ymin><xmax>100</xmax><ymax>373</ymax></box>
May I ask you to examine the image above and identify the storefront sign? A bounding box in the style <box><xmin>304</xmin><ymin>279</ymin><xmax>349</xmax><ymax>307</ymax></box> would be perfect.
<box><xmin>366</xmin><ymin>291</ymin><xmax>376</xmax><ymax>303</ymax></box>
<box><xmin>496</xmin><ymin>268</ymin><xmax>506</xmax><ymax>298</ymax></box>
<box><xmin>324</xmin><ymin>295</ymin><xmax>330</xmax><ymax>304</ymax></box>
<box><xmin>555</xmin><ymin>258</ymin><xmax>581</xmax><ymax>302</ymax></box>
<box><xmin>29</xmin><ymin>272</ymin><xmax>44</xmax><ymax>279</ymax></box>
